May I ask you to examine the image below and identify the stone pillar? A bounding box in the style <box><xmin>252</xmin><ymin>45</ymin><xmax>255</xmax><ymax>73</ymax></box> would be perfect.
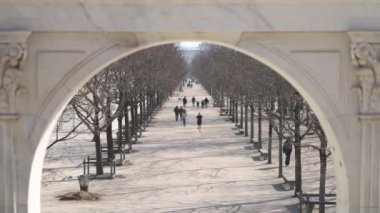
<box><xmin>358</xmin><ymin>116</ymin><xmax>380</xmax><ymax>213</ymax></box>
<box><xmin>350</xmin><ymin>36</ymin><xmax>380</xmax><ymax>212</ymax></box>
<box><xmin>0</xmin><ymin>32</ymin><xmax>29</xmax><ymax>213</ymax></box>
<box><xmin>0</xmin><ymin>116</ymin><xmax>18</xmax><ymax>213</ymax></box>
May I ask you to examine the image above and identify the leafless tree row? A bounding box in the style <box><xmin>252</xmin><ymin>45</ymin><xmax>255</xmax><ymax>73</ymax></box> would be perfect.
<box><xmin>50</xmin><ymin>44</ymin><xmax>186</xmax><ymax>176</ymax></box>
<box><xmin>50</xmin><ymin>42</ymin><xmax>332</xmax><ymax>211</ymax></box>
<box><xmin>191</xmin><ymin>44</ymin><xmax>332</xmax><ymax>212</ymax></box>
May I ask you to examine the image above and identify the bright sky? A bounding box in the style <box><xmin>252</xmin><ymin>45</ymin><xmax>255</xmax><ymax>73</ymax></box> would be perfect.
<box><xmin>179</xmin><ymin>41</ymin><xmax>202</xmax><ymax>50</ymax></box>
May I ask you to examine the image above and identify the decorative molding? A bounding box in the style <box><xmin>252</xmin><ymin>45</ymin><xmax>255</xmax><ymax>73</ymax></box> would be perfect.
<box><xmin>351</xmin><ymin>42</ymin><xmax>380</xmax><ymax>116</ymax></box>
<box><xmin>0</xmin><ymin>41</ymin><xmax>28</xmax><ymax>117</ymax></box>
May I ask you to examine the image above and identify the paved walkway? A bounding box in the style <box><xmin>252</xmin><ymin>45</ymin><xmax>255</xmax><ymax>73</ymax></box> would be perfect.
<box><xmin>42</xmin><ymin>84</ymin><xmax>301</xmax><ymax>212</ymax></box>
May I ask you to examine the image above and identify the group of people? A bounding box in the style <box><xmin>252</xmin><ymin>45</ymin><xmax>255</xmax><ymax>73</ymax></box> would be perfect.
<box><xmin>173</xmin><ymin>106</ymin><xmax>188</xmax><ymax>126</ymax></box>
<box><xmin>185</xmin><ymin>96</ymin><xmax>209</xmax><ymax>109</ymax></box>
<box><xmin>173</xmin><ymin>79</ymin><xmax>207</xmax><ymax>131</ymax></box>
<box><xmin>173</xmin><ymin>106</ymin><xmax>203</xmax><ymax>131</ymax></box>
<box><xmin>178</xmin><ymin>85</ymin><xmax>184</xmax><ymax>92</ymax></box>
<box><xmin>200</xmin><ymin>97</ymin><xmax>209</xmax><ymax>109</ymax></box>
<box><xmin>183</xmin><ymin>96</ymin><xmax>209</xmax><ymax>108</ymax></box>
<box><xmin>179</xmin><ymin>80</ymin><xmax>194</xmax><ymax>91</ymax></box>
<box><xmin>178</xmin><ymin>81</ymin><xmax>293</xmax><ymax>162</ymax></box>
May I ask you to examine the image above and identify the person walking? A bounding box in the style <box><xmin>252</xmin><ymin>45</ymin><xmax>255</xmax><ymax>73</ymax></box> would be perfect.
<box><xmin>283</xmin><ymin>139</ymin><xmax>292</xmax><ymax>166</ymax></box>
<box><xmin>204</xmin><ymin>97</ymin><xmax>209</xmax><ymax>108</ymax></box>
<box><xmin>173</xmin><ymin>106</ymin><xmax>180</xmax><ymax>121</ymax></box>
<box><xmin>182</xmin><ymin>108</ymin><xmax>187</xmax><ymax>127</ymax></box>
<box><xmin>179</xmin><ymin>106</ymin><xmax>184</xmax><ymax>121</ymax></box>
<box><xmin>183</xmin><ymin>96</ymin><xmax>187</xmax><ymax>107</ymax></box>
<box><xmin>201</xmin><ymin>100</ymin><xmax>205</xmax><ymax>109</ymax></box>
<box><xmin>192</xmin><ymin>96</ymin><xmax>196</xmax><ymax>107</ymax></box>
<box><xmin>196</xmin><ymin>101</ymin><xmax>200</xmax><ymax>109</ymax></box>
<box><xmin>196</xmin><ymin>112</ymin><xmax>203</xmax><ymax>132</ymax></box>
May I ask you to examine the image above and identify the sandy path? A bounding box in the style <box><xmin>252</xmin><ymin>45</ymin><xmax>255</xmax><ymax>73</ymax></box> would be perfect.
<box><xmin>41</xmin><ymin>84</ymin><xmax>334</xmax><ymax>213</ymax></box>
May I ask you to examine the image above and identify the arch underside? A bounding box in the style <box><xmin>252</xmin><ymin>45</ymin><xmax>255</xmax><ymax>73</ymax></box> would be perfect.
<box><xmin>28</xmin><ymin>33</ymin><xmax>352</xmax><ymax>213</ymax></box>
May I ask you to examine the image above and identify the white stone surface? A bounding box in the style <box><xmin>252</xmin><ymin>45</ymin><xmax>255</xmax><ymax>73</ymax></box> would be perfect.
<box><xmin>0</xmin><ymin>1</ymin><xmax>379</xmax><ymax>31</ymax></box>
<box><xmin>0</xmin><ymin>2</ymin><xmax>379</xmax><ymax>212</ymax></box>
<box><xmin>0</xmin><ymin>31</ymin><xmax>358</xmax><ymax>213</ymax></box>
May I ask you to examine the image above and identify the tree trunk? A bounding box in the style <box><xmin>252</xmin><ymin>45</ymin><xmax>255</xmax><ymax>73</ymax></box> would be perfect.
<box><xmin>319</xmin><ymin>137</ymin><xmax>328</xmax><ymax>213</ymax></box>
<box><xmin>145</xmin><ymin>94</ymin><xmax>148</xmax><ymax>121</ymax></box>
<box><xmin>231</xmin><ymin>101</ymin><xmax>236</xmax><ymax>122</ymax></box>
<box><xmin>117</xmin><ymin>92</ymin><xmax>123</xmax><ymax>150</ymax></box>
<box><xmin>219</xmin><ymin>92</ymin><xmax>223</xmax><ymax>112</ymax></box>
<box><xmin>268</xmin><ymin>101</ymin><xmax>274</xmax><ymax>164</ymax></box>
<box><xmin>93</xmin><ymin>131</ymin><xmax>103</xmax><ymax>175</ymax></box>
<box><xmin>240</xmin><ymin>97</ymin><xmax>243</xmax><ymax>128</ymax></box>
<box><xmin>221</xmin><ymin>91</ymin><xmax>225</xmax><ymax>107</ymax></box>
<box><xmin>142</xmin><ymin>94</ymin><xmax>146</xmax><ymax>127</ymax></box>
<box><xmin>306</xmin><ymin>105</ymin><xmax>310</xmax><ymax>126</ymax></box>
<box><xmin>244</xmin><ymin>104</ymin><xmax>248</xmax><ymax>137</ymax></box>
<box><xmin>226</xmin><ymin>96</ymin><xmax>229</xmax><ymax>114</ymax></box>
<box><xmin>92</xmin><ymin>92</ymin><xmax>103</xmax><ymax>175</ymax></box>
<box><xmin>230</xmin><ymin>100</ymin><xmax>234</xmax><ymax>121</ymax></box>
<box><xmin>134</xmin><ymin>103</ymin><xmax>139</xmax><ymax>141</ymax></box>
<box><xmin>156</xmin><ymin>91</ymin><xmax>160</xmax><ymax>107</ymax></box>
<box><xmin>278</xmin><ymin>97</ymin><xmax>283</xmax><ymax>178</ymax></box>
<box><xmin>148</xmin><ymin>94</ymin><xmax>152</xmax><ymax>121</ymax></box>
<box><xmin>250</xmin><ymin>104</ymin><xmax>254</xmax><ymax>142</ymax></box>
<box><xmin>151</xmin><ymin>94</ymin><xmax>155</xmax><ymax>110</ymax></box>
<box><xmin>131</xmin><ymin>101</ymin><xmax>135</xmax><ymax>137</ymax></box>
<box><xmin>117</xmin><ymin>113</ymin><xmax>123</xmax><ymax>150</ymax></box>
<box><xmin>124</xmin><ymin>103</ymin><xmax>131</xmax><ymax>151</ymax></box>
<box><xmin>229</xmin><ymin>98</ymin><xmax>233</xmax><ymax>117</ymax></box>
<box><xmin>139</xmin><ymin>96</ymin><xmax>143</xmax><ymax>129</ymax></box>
<box><xmin>132</xmin><ymin>104</ymin><xmax>136</xmax><ymax>141</ymax></box>
<box><xmin>258</xmin><ymin>101</ymin><xmax>262</xmax><ymax>149</ymax></box>
<box><xmin>294</xmin><ymin>100</ymin><xmax>302</xmax><ymax>196</ymax></box>
<box><xmin>106</xmin><ymin>97</ymin><xmax>114</xmax><ymax>161</ymax></box>
<box><xmin>235</xmin><ymin>100</ymin><xmax>239</xmax><ymax>126</ymax></box>
<box><xmin>289</xmin><ymin>101</ymin><xmax>294</xmax><ymax>118</ymax></box>
<box><xmin>150</xmin><ymin>93</ymin><xmax>156</xmax><ymax>119</ymax></box>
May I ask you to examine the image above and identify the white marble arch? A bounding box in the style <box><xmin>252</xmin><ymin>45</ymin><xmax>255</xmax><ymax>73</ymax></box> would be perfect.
<box><xmin>27</xmin><ymin>37</ymin><xmax>351</xmax><ymax>213</ymax></box>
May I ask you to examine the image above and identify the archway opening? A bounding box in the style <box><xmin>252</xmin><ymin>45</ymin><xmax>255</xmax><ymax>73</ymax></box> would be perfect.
<box><xmin>32</xmin><ymin>40</ymin><xmax>347</xmax><ymax>213</ymax></box>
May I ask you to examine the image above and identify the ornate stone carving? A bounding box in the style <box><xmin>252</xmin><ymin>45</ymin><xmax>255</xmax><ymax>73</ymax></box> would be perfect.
<box><xmin>0</xmin><ymin>43</ymin><xmax>27</xmax><ymax>116</ymax></box>
<box><xmin>351</xmin><ymin>42</ymin><xmax>380</xmax><ymax>115</ymax></box>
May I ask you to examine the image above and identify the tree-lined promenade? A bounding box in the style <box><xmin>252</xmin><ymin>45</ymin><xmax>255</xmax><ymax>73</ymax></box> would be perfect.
<box><xmin>191</xmin><ymin>44</ymin><xmax>334</xmax><ymax>212</ymax></box>
<box><xmin>43</xmin><ymin>83</ymin><xmax>335</xmax><ymax>212</ymax></box>
<box><xmin>43</xmin><ymin>43</ymin><xmax>336</xmax><ymax>212</ymax></box>
<box><xmin>50</xmin><ymin>44</ymin><xmax>186</xmax><ymax>175</ymax></box>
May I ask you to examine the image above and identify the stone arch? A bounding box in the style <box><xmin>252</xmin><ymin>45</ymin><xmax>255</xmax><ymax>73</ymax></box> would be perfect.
<box><xmin>29</xmin><ymin>39</ymin><xmax>349</xmax><ymax>212</ymax></box>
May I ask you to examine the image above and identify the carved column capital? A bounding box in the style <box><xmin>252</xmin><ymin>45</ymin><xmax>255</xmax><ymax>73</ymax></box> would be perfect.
<box><xmin>0</xmin><ymin>43</ymin><xmax>24</xmax><ymax>66</ymax></box>
<box><xmin>348</xmin><ymin>32</ymin><xmax>380</xmax><ymax>212</ymax></box>
<box><xmin>351</xmin><ymin>42</ymin><xmax>380</xmax><ymax>116</ymax></box>
<box><xmin>0</xmin><ymin>32</ymin><xmax>30</xmax><ymax>118</ymax></box>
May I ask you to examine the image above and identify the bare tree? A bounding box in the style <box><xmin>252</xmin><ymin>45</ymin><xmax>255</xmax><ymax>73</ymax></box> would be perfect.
<box><xmin>47</xmin><ymin>106</ymin><xmax>85</xmax><ymax>149</ymax></box>
<box><xmin>191</xmin><ymin>43</ymin><xmax>332</xmax><ymax>199</ymax></box>
<box><xmin>306</xmin><ymin>113</ymin><xmax>331</xmax><ymax>213</ymax></box>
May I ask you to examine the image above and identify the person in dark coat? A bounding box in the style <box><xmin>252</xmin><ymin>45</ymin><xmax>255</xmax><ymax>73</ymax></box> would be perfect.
<box><xmin>283</xmin><ymin>139</ymin><xmax>293</xmax><ymax>166</ymax></box>
<box><xmin>196</xmin><ymin>101</ymin><xmax>200</xmax><ymax>109</ymax></box>
<box><xmin>196</xmin><ymin>112</ymin><xmax>203</xmax><ymax>132</ymax></box>
<box><xmin>173</xmin><ymin>106</ymin><xmax>180</xmax><ymax>121</ymax></box>
<box><xmin>192</xmin><ymin>96</ymin><xmax>196</xmax><ymax>107</ymax></box>
<box><xmin>182</xmin><ymin>108</ymin><xmax>187</xmax><ymax>127</ymax></box>
<box><xmin>204</xmin><ymin>97</ymin><xmax>209</xmax><ymax>108</ymax></box>
<box><xmin>179</xmin><ymin>106</ymin><xmax>184</xmax><ymax>121</ymax></box>
<box><xmin>201</xmin><ymin>100</ymin><xmax>205</xmax><ymax>109</ymax></box>
<box><xmin>183</xmin><ymin>96</ymin><xmax>187</xmax><ymax>107</ymax></box>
